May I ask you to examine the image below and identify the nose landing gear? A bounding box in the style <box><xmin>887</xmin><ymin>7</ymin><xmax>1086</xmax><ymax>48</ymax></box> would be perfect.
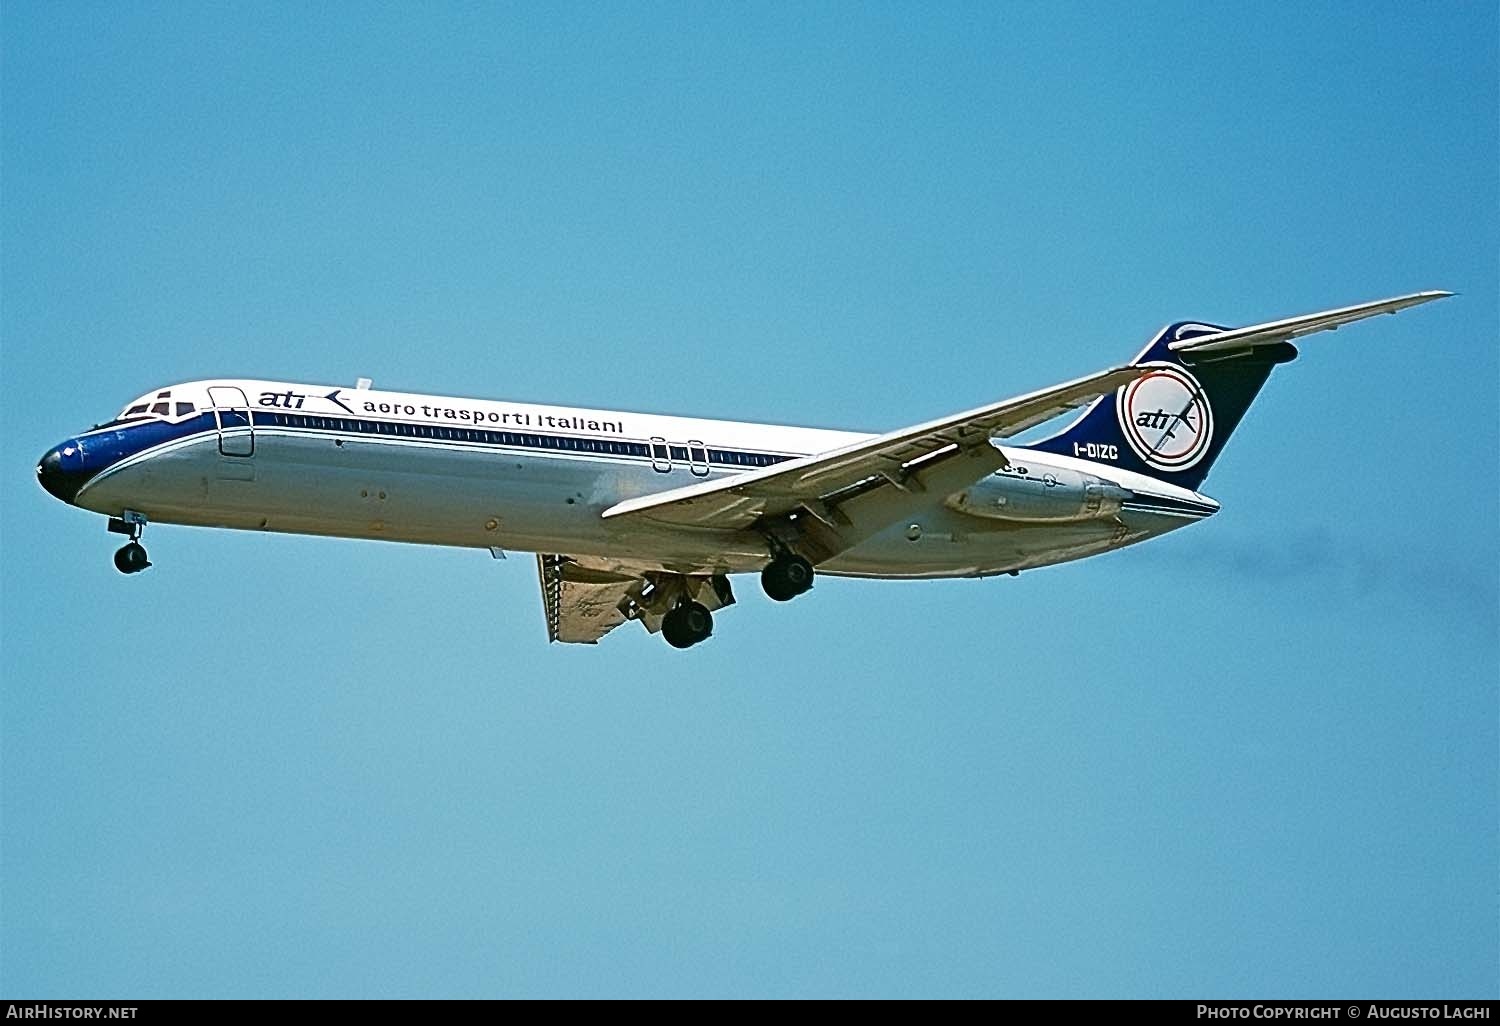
<box><xmin>108</xmin><ymin>511</ymin><xmax>151</xmax><ymax>575</ymax></box>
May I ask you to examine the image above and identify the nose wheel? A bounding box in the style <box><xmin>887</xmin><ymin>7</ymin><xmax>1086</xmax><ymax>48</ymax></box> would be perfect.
<box><xmin>108</xmin><ymin>511</ymin><xmax>151</xmax><ymax>575</ymax></box>
<box><xmin>113</xmin><ymin>541</ymin><xmax>151</xmax><ymax>574</ymax></box>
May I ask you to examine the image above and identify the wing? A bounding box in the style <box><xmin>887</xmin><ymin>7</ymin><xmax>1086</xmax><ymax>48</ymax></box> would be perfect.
<box><xmin>601</xmin><ymin>364</ymin><xmax>1146</xmax><ymax>532</ymax></box>
<box><xmin>536</xmin><ymin>554</ymin><xmax>640</xmax><ymax>644</ymax></box>
<box><xmin>1168</xmin><ymin>291</ymin><xmax>1452</xmax><ymax>356</ymax></box>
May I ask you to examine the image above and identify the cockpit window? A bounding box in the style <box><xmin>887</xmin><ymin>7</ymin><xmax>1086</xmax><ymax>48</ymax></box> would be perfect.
<box><xmin>116</xmin><ymin>390</ymin><xmax>194</xmax><ymax>424</ymax></box>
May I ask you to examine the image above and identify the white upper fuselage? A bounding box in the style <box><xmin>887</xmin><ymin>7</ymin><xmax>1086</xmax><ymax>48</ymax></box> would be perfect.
<box><xmin>44</xmin><ymin>377</ymin><xmax>1218</xmax><ymax>580</ymax></box>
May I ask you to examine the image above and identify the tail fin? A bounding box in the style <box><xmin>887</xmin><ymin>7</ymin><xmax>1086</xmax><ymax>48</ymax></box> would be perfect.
<box><xmin>1029</xmin><ymin>293</ymin><xmax>1450</xmax><ymax>489</ymax></box>
<box><xmin>1028</xmin><ymin>320</ymin><xmax>1297</xmax><ymax>490</ymax></box>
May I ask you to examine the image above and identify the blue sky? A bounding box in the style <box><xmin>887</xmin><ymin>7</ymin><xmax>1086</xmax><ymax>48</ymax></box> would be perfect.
<box><xmin>2</xmin><ymin>2</ymin><xmax>1495</xmax><ymax>999</ymax></box>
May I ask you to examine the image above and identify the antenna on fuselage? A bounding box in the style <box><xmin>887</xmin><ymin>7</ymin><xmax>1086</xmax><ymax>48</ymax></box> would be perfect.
<box><xmin>355</xmin><ymin>377</ymin><xmax>373</xmax><ymax>390</ymax></box>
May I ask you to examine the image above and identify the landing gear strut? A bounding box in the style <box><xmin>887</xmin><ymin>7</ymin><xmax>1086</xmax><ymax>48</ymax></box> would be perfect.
<box><xmin>761</xmin><ymin>553</ymin><xmax>814</xmax><ymax>602</ymax></box>
<box><xmin>661</xmin><ymin>600</ymin><xmax>713</xmax><ymax>649</ymax></box>
<box><xmin>108</xmin><ymin>511</ymin><xmax>151</xmax><ymax>575</ymax></box>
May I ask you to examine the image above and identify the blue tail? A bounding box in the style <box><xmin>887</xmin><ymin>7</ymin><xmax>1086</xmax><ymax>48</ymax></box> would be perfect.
<box><xmin>1028</xmin><ymin>321</ymin><xmax>1298</xmax><ymax>490</ymax></box>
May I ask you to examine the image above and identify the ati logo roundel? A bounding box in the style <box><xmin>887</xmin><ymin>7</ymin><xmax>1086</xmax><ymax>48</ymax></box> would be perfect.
<box><xmin>1115</xmin><ymin>364</ymin><xmax>1214</xmax><ymax>472</ymax></box>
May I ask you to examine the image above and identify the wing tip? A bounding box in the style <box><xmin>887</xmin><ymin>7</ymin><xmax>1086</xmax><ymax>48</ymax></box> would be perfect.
<box><xmin>1382</xmin><ymin>290</ymin><xmax>1455</xmax><ymax>315</ymax></box>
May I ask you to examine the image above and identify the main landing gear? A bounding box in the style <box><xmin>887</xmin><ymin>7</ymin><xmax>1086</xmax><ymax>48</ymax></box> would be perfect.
<box><xmin>648</xmin><ymin>554</ymin><xmax>812</xmax><ymax>649</ymax></box>
<box><xmin>761</xmin><ymin>553</ymin><xmax>814</xmax><ymax>602</ymax></box>
<box><xmin>108</xmin><ymin>511</ymin><xmax>151</xmax><ymax>575</ymax></box>
<box><xmin>661</xmin><ymin>600</ymin><xmax>714</xmax><ymax>649</ymax></box>
<box><xmin>636</xmin><ymin>573</ymin><xmax>731</xmax><ymax>650</ymax></box>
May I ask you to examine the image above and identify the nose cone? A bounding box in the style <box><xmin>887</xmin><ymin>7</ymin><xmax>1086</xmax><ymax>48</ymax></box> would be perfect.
<box><xmin>37</xmin><ymin>441</ymin><xmax>90</xmax><ymax>504</ymax></box>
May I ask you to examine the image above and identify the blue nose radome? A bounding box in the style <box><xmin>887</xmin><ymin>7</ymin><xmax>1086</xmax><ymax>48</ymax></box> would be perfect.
<box><xmin>36</xmin><ymin>441</ymin><xmax>90</xmax><ymax>505</ymax></box>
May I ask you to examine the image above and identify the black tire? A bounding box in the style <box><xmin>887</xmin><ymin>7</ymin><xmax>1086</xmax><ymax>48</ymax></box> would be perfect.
<box><xmin>761</xmin><ymin>555</ymin><xmax>814</xmax><ymax>601</ymax></box>
<box><xmin>114</xmin><ymin>542</ymin><xmax>149</xmax><ymax>574</ymax></box>
<box><xmin>662</xmin><ymin>602</ymin><xmax>712</xmax><ymax>648</ymax></box>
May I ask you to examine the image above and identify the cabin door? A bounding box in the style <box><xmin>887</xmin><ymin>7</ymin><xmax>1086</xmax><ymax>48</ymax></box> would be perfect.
<box><xmin>208</xmin><ymin>386</ymin><xmax>256</xmax><ymax>457</ymax></box>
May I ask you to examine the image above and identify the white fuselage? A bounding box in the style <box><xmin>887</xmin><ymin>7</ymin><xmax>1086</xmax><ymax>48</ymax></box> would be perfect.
<box><xmin>50</xmin><ymin>378</ymin><xmax>1219</xmax><ymax>579</ymax></box>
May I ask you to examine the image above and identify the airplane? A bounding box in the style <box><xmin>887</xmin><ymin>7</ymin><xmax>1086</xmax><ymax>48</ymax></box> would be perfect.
<box><xmin>36</xmin><ymin>291</ymin><xmax>1450</xmax><ymax>649</ymax></box>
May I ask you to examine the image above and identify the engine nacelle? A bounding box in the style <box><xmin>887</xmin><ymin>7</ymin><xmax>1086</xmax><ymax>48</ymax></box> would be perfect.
<box><xmin>944</xmin><ymin>464</ymin><xmax>1130</xmax><ymax>524</ymax></box>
